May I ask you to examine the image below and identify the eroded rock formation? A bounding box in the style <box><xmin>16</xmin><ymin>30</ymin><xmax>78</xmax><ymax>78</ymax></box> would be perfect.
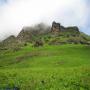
<box><xmin>51</xmin><ymin>21</ymin><xmax>61</xmax><ymax>33</ymax></box>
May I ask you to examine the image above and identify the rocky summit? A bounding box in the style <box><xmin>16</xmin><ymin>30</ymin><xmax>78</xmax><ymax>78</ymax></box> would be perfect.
<box><xmin>51</xmin><ymin>21</ymin><xmax>61</xmax><ymax>33</ymax></box>
<box><xmin>17</xmin><ymin>21</ymin><xmax>81</xmax><ymax>42</ymax></box>
<box><xmin>51</xmin><ymin>21</ymin><xmax>80</xmax><ymax>36</ymax></box>
<box><xmin>0</xmin><ymin>21</ymin><xmax>90</xmax><ymax>49</ymax></box>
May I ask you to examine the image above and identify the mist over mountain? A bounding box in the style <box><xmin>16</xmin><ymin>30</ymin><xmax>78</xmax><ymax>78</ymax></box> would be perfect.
<box><xmin>0</xmin><ymin>1</ymin><xmax>90</xmax><ymax>90</ymax></box>
<box><xmin>0</xmin><ymin>0</ymin><xmax>89</xmax><ymax>40</ymax></box>
<box><xmin>0</xmin><ymin>21</ymin><xmax>90</xmax><ymax>51</ymax></box>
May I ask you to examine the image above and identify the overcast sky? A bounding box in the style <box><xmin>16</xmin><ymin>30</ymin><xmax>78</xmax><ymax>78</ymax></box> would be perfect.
<box><xmin>0</xmin><ymin>0</ymin><xmax>90</xmax><ymax>40</ymax></box>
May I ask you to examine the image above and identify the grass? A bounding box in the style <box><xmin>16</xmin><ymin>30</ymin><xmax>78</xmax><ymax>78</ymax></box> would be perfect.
<box><xmin>0</xmin><ymin>44</ymin><xmax>90</xmax><ymax>90</ymax></box>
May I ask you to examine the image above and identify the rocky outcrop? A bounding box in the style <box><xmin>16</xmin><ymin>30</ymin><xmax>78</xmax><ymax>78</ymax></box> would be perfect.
<box><xmin>65</xmin><ymin>26</ymin><xmax>80</xmax><ymax>36</ymax></box>
<box><xmin>3</xmin><ymin>35</ymin><xmax>16</xmax><ymax>44</ymax></box>
<box><xmin>17</xmin><ymin>29</ymin><xmax>32</xmax><ymax>43</ymax></box>
<box><xmin>33</xmin><ymin>40</ymin><xmax>44</xmax><ymax>47</ymax></box>
<box><xmin>51</xmin><ymin>21</ymin><xmax>80</xmax><ymax>36</ymax></box>
<box><xmin>0</xmin><ymin>35</ymin><xmax>18</xmax><ymax>49</ymax></box>
<box><xmin>51</xmin><ymin>21</ymin><xmax>61</xmax><ymax>33</ymax></box>
<box><xmin>17</xmin><ymin>23</ymin><xmax>50</xmax><ymax>43</ymax></box>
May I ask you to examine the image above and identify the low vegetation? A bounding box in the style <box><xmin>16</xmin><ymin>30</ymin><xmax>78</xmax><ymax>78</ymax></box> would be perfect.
<box><xmin>0</xmin><ymin>44</ymin><xmax>90</xmax><ymax>90</ymax></box>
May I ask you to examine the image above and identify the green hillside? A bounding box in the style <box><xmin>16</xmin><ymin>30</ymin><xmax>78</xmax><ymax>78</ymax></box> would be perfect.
<box><xmin>0</xmin><ymin>44</ymin><xmax>90</xmax><ymax>90</ymax></box>
<box><xmin>0</xmin><ymin>22</ymin><xmax>90</xmax><ymax>90</ymax></box>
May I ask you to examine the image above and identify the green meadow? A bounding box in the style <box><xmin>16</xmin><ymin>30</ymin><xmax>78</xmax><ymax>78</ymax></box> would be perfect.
<box><xmin>0</xmin><ymin>44</ymin><xmax>90</xmax><ymax>90</ymax></box>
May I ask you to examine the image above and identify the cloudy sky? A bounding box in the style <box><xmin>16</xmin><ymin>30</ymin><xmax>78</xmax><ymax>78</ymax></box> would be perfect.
<box><xmin>0</xmin><ymin>0</ymin><xmax>90</xmax><ymax>40</ymax></box>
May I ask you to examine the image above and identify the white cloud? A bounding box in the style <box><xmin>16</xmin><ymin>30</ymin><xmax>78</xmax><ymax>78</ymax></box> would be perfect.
<box><xmin>0</xmin><ymin>0</ymin><xmax>89</xmax><ymax>40</ymax></box>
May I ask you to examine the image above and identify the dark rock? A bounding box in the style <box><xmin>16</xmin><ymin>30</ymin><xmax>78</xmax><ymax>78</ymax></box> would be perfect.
<box><xmin>51</xmin><ymin>21</ymin><xmax>61</xmax><ymax>33</ymax></box>
<box><xmin>51</xmin><ymin>21</ymin><xmax>80</xmax><ymax>37</ymax></box>
<box><xmin>33</xmin><ymin>40</ymin><xmax>43</xmax><ymax>47</ymax></box>
<box><xmin>80</xmin><ymin>41</ymin><xmax>90</xmax><ymax>45</ymax></box>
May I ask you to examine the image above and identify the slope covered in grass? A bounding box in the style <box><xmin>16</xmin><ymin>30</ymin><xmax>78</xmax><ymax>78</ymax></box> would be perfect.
<box><xmin>0</xmin><ymin>44</ymin><xmax>90</xmax><ymax>90</ymax></box>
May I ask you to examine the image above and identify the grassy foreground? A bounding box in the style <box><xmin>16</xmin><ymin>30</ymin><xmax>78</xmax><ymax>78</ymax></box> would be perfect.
<box><xmin>0</xmin><ymin>44</ymin><xmax>90</xmax><ymax>90</ymax></box>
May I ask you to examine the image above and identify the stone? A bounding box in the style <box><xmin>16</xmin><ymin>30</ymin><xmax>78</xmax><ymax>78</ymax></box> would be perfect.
<box><xmin>33</xmin><ymin>40</ymin><xmax>43</xmax><ymax>47</ymax></box>
<box><xmin>51</xmin><ymin>21</ymin><xmax>61</xmax><ymax>33</ymax></box>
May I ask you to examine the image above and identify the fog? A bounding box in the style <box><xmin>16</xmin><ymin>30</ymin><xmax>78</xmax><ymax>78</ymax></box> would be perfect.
<box><xmin>0</xmin><ymin>0</ymin><xmax>89</xmax><ymax>40</ymax></box>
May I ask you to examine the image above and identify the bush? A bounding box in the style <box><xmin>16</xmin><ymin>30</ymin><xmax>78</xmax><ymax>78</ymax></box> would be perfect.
<box><xmin>33</xmin><ymin>40</ymin><xmax>44</xmax><ymax>47</ymax></box>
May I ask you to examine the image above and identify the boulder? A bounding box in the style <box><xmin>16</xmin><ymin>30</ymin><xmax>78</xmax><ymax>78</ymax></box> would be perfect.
<box><xmin>33</xmin><ymin>40</ymin><xmax>43</xmax><ymax>47</ymax></box>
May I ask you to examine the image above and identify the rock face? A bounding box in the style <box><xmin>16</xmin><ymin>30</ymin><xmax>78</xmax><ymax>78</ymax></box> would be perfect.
<box><xmin>17</xmin><ymin>29</ymin><xmax>32</xmax><ymax>43</ymax></box>
<box><xmin>17</xmin><ymin>23</ymin><xmax>50</xmax><ymax>43</ymax></box>
<box><xmin>51</xmin><ymin>21</ymin><xmax>80</xmax><ymax>36</ymax></box>
<box><xmin>51</xmin><ymin>21</ymin><xmax>61</xmax><ymax>33</ymax></box>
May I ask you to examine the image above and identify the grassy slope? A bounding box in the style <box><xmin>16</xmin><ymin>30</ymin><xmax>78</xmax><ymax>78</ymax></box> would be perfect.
<box><xmin>0</xmin><ymin>44</ymin><xmax>90</xmax><ymax>90</ymax></box>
